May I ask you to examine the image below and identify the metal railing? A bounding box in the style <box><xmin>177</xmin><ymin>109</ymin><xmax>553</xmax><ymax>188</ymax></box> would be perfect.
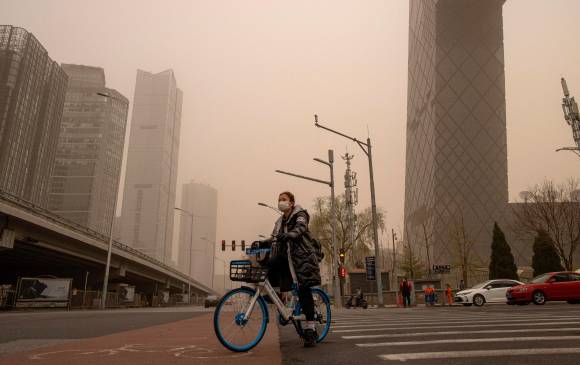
<box><xmin>0</xmin><ymin>189</ymin><xmax>210</xmax><ymax>292</ymax></box>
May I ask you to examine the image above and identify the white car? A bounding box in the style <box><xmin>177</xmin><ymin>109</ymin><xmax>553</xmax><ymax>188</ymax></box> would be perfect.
<box><xmin>454</xmin><ymin>279</ymin><xmax>524</xmax><ymax>307</ymax></box>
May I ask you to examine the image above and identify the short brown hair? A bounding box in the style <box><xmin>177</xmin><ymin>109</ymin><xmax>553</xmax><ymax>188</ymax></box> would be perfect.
<box><xmin>279</xmin><ymin>191</ymin><xmax>295</xmax><ymax>203</ymax></box>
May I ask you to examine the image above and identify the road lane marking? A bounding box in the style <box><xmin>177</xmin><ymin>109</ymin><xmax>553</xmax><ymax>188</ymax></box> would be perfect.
<box><xmin>358</xmin><ymin>335</ymin><xmax>580</xmax><ymax>347</ymax></box>
<box><xmin>332</xmin><ymin>316</ymin><xmax>580</xmax><ymax>328</ymax></box>
<box><xmin>342</xmin><ymin>327</ymin><xmax>580</xmax><ymax>339</ymax></box>
<box><xmin>332</xmin><ymin>320</ymin><xmax>580</xmax><ymax>333</ymax></box>
<box><xmin>378</xmin><ymin>348</ymin><xmax>580</xmax><ymax>362</ymax></box>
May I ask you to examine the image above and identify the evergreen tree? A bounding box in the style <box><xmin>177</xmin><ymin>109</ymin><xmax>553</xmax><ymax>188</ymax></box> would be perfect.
<box><xmin>488</xmin><ymin>222</ymin><xmax>519</xmax><ymax>280</ymax></box>
<box><xmin>532</xmin><ymin>229</ymin><xmax>564</xmax><ymax>276</ymax></box>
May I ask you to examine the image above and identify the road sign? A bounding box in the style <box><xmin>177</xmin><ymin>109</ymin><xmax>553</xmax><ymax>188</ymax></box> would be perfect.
<box><xmin>365</xmin><ymin>256</ymin><xmax>376</xmax><ymax>280</ymax></box>
<box><xmin>432</xmin><ymin>264</ymin><xmax>451</xmax><ymax>274</ymax></box>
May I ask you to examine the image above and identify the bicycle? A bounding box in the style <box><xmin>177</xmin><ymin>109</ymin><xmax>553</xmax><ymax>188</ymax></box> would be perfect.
<box><xmin>213</xmin><ymin>246</ymin><xmax>332</xmax><ymax>352</ymax></box>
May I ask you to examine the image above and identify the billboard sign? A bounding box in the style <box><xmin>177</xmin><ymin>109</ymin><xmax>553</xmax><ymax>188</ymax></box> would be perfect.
<box><xmin>15</xmin><ymin>277</ymin><xmax>72</xmax><ymax>308</ymax></box>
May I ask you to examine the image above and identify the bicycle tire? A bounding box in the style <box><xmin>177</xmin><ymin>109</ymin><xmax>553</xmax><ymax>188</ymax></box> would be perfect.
<box><xmin>213</xmin><ymin>287</ymin><xmax>269</xmax><ymax>352</ymax></box>
<box><xmin>295</xmin><ymin>288</ymin><xmax>332</xmax><ymax>343</ymax></box>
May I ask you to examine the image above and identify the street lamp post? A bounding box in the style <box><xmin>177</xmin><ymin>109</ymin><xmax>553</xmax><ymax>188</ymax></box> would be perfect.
<box><xmin>275</xmin><ymin>150</ymin><xmax>341</xmax><ymax>308</ymax></box>
<box><xmin>175</xmin><ymin>207</ymin><xmax>194</xmax><ymax>303</ymax></box>
<box><xmin>258</xmin><ymin>202</ymin><xmax>282</xmax><ymax>215</ymax></box>
<box><xmin>98</xmin><ymin>91</ymin><xmax>128</xmax><ymax>310</ymax></box>
<box><xmin>314</xmin><ymin>114</ymin><xmax>384</xmax><ymax>307</ymax></box>
<box><xmin>213</xmin><ymin>256</ymin><xmax>227</xmax><ymax>292</ymax></box>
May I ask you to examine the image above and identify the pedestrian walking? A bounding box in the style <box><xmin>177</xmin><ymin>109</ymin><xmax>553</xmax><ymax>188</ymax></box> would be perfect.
<box><xmin>400</xmin><ymin>278</ymin><xmax>411</xmax><ymax>307</ymax></box>
<box><xmin>445</xmin><ymin>283</ymin><xmax>453</xmax><ymax>306</ymax></box>
<box><xmin>459</xmin><ymin>279</ymin><xmax>466</xmax><ymax>291</ymax></box>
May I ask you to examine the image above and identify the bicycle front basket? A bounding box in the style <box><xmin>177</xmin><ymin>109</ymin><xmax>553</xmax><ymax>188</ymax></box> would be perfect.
<box><xmin>230</xmin><ymin>260</ymin><xmax>269</xmax><ymax>283</ymax></box>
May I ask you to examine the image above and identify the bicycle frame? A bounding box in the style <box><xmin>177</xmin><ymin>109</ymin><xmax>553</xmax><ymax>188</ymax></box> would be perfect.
<box><xmin>242</xmin><ymin>242</ymin><xmax>308</xmax><ymax>323</ymax></box>
<box><xmin>242</xmin><ymin>278</ymin><xmax>306</xmax><ymax>323</ymax></box>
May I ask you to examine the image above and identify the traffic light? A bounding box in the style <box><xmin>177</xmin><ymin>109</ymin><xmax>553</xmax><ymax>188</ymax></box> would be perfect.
<box><xmin>339</xmin><ymin>248</ymin><xmax>345</xmax><ymax>264</ymax></box>
<box><xmin>221</xmin><ymin>240</ymin><xmax>226</xmax><ymax>251</ymax></box>
<box><xmin>339</xmin><ymin>266</ymin><xmax>347</xmax><ymax>279</ymax></box>
<box><xmin>232</xmin><ymin>240</ymin><xmax>236</xmax><ymax>251</ymax></box>
<box><xmin>241</xmin><ymin>240</ymin><xmax>245</xmax><ymax>251</ymax></box>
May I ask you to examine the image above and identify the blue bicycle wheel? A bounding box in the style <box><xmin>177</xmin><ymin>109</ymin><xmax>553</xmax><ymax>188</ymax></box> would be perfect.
<box><xmin>213</xmin><ymin>287</ymin><xmax>268</xmax><ymax>352</ymax></box>
<box><xmin>296</xmin><ymin>288</ymin><xmax>332</xmax><ymax>343</ymax></box>
<box><xmin>312</xmin><ymin>288</ymin><xmax>332</xmax><ymax>342</ymax></box>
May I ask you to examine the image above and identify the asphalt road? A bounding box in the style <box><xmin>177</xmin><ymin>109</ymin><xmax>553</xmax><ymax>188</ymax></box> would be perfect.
<box><xmin>280</xmin><ymin>303</ymin><xmax>580</xmax><ymax>365</ymax></box>
<box><xmin>0</xmin><ymin>307</ymin><xmax>209</xmax><ymax>355</ymax></box>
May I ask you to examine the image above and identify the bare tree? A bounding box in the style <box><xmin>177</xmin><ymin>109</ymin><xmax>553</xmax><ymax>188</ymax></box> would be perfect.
<box><xmin>513</xmin><ymin>179</ymin><xmax>580</xmax><ymax>271</ymax></box>
<box><xmin>309</xmin><ymin>195</ymin><xmax>386</xmax><ymax>269</ymax></box>
<box><xmin>407</xmin><ymin>207</ymin><xmax>433</xmax><ymax>276</ymax></box>
<box><xmin>398</xmin><ymin>227</ymin><xmax>426</xmax><ymax>280</ymax></box>
<box><xmin>448</xmin><ymin>213</ymin><xmax>479</xmax><ymax>287</ymax></box>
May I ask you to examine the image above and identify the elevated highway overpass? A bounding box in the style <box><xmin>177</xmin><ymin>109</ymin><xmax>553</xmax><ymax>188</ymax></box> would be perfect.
<box><xmin>0</xmin><ymin>189</ymin><xmax>217</xmax><ymax>306</ymax></box>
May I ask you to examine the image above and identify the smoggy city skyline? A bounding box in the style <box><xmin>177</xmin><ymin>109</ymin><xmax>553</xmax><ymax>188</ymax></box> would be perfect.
<box><xmin>3</xmin><ymin>0</ymin><xmax>580</xmax><ymax>262</ymax></box>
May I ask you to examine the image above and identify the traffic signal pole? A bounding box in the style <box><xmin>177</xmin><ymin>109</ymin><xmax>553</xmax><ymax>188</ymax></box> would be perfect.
<box><xmin>314</xmin><ymin>115</ymin><xmax>384</xmax><ymax>307</ymax></box>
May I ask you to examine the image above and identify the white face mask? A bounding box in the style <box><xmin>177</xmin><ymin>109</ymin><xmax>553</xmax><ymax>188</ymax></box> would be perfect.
<box><xmin>278</xmin><ymin>201</ymin><xmax>290</xmax><ymax>212</ymax></box>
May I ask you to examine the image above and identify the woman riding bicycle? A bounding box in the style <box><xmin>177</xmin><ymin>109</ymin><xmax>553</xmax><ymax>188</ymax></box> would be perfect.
<box><xmin>258</xmin><ymin>191</ymin><xmax>321</xmax><ymax>348</ymax></box>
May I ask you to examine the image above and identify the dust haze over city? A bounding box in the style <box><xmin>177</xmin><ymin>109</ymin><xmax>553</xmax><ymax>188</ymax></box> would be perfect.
<box><xmin>3</xmin><ymin>0</ymin><xmax>579</xmax><ymax>266</ymax></box>
<box><xmin>4</xmin><ymin>0</ymin><xmax>580</xmax><ymax>363</ymax></box>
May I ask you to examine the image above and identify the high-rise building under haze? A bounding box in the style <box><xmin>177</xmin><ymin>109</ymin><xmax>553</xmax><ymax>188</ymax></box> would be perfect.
<box><xmin>404</xmin><ymin>0</ymin><xmax>511</xmax><ymax>275</ymax></box>
<box><xmin>48</xmin><ymin>64</ymin><xmax>129</xmax><ymax>236</ymax></box>
<box><xmin>0</xmin><ymin>25</ymin><xmax>68</xmax><ymax>207</ymax></box>
<box><xmin>178</xmin><ymin>182</ymin><xmax>217</xmax><ymax>288</ymax></box>
<box><xmin>120</xmin><ymin>70</ymin><xmax>182</xmax><ymax>263</ymax></box>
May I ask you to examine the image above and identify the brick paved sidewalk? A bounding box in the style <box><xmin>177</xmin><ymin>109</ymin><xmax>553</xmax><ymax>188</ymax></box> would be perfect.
<box><xmin>0</xmin><ymin>312</ymin><xmax>281</xmax><ymax>365</ymax></box>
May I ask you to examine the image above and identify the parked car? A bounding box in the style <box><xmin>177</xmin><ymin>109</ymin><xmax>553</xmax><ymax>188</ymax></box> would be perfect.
<box><xmin>506</xmin><ymin>272</ymin><xmax>580</xmax><ymax>305</ymax></box>
<box><xmin>204</xmin><ymin>295</ymin><xmax>219</xmax><ymax>308</ymax></box>
<box><xmin>454</xmin><ymin>279</ymin><xmax>523</xmax><ymax>307</ymax></box>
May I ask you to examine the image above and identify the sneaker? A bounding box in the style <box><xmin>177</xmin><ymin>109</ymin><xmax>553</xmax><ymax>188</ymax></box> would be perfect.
<box><xmin>303</xmin><ymin>329</ymin><xmax>317</xmax><ymax>348</ymax></box>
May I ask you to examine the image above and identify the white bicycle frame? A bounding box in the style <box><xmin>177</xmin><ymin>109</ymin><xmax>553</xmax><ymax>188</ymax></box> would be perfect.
<box><xmin>243</xmin><ymin>243</ymin><xmax>306</xmax><ymax>322</ymax></box>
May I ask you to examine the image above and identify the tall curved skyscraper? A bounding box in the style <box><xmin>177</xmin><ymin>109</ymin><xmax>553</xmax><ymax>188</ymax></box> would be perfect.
<box><xmin>404</xmin><ymin>0</ymin><xmax>509</xmax><ymax>276</ymax></box>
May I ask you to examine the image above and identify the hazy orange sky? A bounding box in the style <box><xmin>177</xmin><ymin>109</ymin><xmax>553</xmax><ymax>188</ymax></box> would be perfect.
<box><xmin>3</xmin><ymin>0</ymin><xmax>580</xmax><ymax>264</ymax></box>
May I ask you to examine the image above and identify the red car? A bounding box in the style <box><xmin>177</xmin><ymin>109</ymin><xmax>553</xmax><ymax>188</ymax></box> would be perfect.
<box><xmin>506</xmin><ymin>272</ymin><xmax>580</xmax><ymax>305</ymax></box>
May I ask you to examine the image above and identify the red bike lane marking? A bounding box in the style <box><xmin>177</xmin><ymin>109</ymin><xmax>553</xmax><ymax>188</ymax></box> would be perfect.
<box><xmin>0</xmin><ymin>313</ymin><xmax>281</xmax><ymax>365</ymax></box>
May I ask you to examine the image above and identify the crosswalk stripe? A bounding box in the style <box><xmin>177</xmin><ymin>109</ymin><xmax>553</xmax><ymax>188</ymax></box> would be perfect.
<box><xmin>357</xmin><ymin>335</ymin><xmax>580</xmax><ymax>347</ymax></box>
<box><xmin>331</xmin><ymin>313</ymin><xmax>579</xmax><ymax>322</ymax></box>
<box><xmin>332</xmin><ymin>316</ymin><xmax>580</xmax><ymax>328</ymax></box>
<box><xmin>342</xmin><ymin>327</ymin><xmax>580</xmax><ymax>340</ymax></box>
<box><xmin>378</xmin><ymin>348</ymin><xmax>580</xmax><ymax>361</ymax></box>
<box><xmin>332</xmin><ymin>320</ymin><xmax>580</xmax><ymax>333</ymax></box>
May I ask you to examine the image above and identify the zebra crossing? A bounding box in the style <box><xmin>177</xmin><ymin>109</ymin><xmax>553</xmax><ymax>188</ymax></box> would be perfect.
<box><xmin>324</xmin><ymin>305</ymin><xmax>580</xmax><ymax>364</ymax></box>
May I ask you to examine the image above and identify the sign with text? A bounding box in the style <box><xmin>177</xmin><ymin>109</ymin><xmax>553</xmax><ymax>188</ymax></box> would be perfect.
<box><xmin>432</xmin><ymin>264</ymin><xmax>451</xmax><ymax>274</ymax></box>
<box><xmin>365</xmin><ymin>256</ymin><xmax>376</xmax><ymax>281</ymax></box>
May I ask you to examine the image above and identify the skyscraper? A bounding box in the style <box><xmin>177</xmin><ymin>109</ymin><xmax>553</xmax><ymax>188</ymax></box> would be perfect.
<box><xmin>178</xmin><ymin>182</ymin><xmax>217</xmax><ymax>288</ymax></box>
<box><xmin>404</xmin><ymin>1</ymin><xmax>509</xmax><ymax>273</ymax></box>
<box><xmin>120</xmin><ymin>70</ymin><xmax>182</xmax><ymax>263</ymax></box>
<box><xmin>0</xmin><ymin>25</ymin><xmax>68</xmax><ymax>207</ymax></box>
<box><xmin>48</xmin><ymin>64</ymin><xmax>129</xmax><ymax>236</ymax></box>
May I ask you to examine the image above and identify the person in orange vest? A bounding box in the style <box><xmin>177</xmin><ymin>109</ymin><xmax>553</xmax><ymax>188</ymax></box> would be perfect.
<box><xmin>423</xmin><ymin>286</ymin><xmax>430</xmax><ymax>306</ymax></box>
<box><xmin>445</xmin><ymin>283</ymin><xmax>453</xmax><ymax>306</ymax></box>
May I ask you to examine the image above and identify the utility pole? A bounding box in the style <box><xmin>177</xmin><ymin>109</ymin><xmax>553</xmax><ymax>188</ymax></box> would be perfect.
<box><xmin>391</xmin><ymin>229</ymin><xmax>397</xmax><ymax>292</ymax></box>
<box><xmin>558</xmin><ymin>77</ymin><xmax>580</xmax><ymax>157</ymax></box>
<box><xmin>97</xmin><ymin>91</ymin><xmax>129</xmax><ymax>310</ymax></box>
<box><xmin>275</xmin><ymin>150</ymin><xmax>342</xmax><ymax>308</ymax></box>
<box><xmin>314</xmin><ymin>115</ymin><xmax>384</xmax><ymax>307</ymax></box>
